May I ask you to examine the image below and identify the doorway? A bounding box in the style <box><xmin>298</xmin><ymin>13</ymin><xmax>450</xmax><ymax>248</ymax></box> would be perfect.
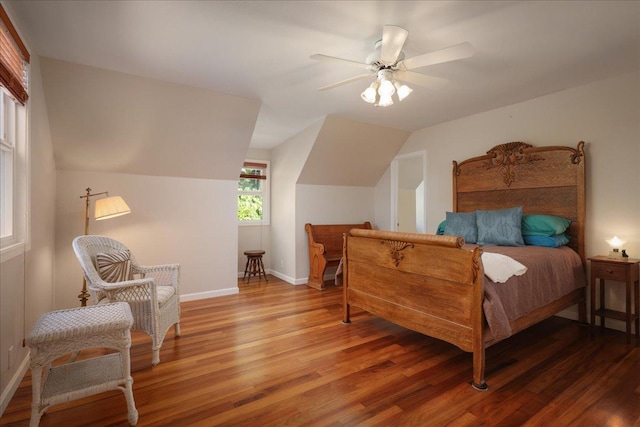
<box><xmin>390</xmin><ymin>151</ymin><xmax>426</xmax><ymax>232</ymax></box>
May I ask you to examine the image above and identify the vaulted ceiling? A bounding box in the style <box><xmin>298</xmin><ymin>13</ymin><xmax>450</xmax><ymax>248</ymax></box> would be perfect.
<box><xmin>9</xmin><ymin>1</ymin><xmax>639</xmax><ymax>151</ymax></box>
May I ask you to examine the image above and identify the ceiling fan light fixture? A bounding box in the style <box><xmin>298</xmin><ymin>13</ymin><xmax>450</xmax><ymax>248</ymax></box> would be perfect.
<box><xmin>378</xmin><ymin>78</ymin><xmax>395</xmax><ymax>97</ymax></box>
<box><xmin>361</xmin><ymin>81</ymin><xmax>379</xmax><ymax>103</ymax></box>
<box><xmin>394</xmin><ymin>81</ymin><xmax>413</xmax><ymax>101</ymax></box>
<box><xmin>311</xmin><ymin>25</ymin><xmax>474</xmax><ymax>108</ymax></box>
<box><xmin>376</xmin><ymin>93</ymin><xmax>394</xmax><ymax>107</ymax></box>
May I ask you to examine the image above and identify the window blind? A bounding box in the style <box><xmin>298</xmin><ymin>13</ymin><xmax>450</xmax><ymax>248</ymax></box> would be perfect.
<box><xmin>0</xmin><ymin>4</ymin><xmax>29</xmax><ymax>105</ymax></box>
<box><xmin>240</xmin><ymin>161</ymin><xmax>267</xmax><ymax>180</ymax></box>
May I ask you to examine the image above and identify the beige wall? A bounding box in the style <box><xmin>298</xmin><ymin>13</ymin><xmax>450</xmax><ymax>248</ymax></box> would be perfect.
<box><xmin>271</xmin><ymin>115</ymin><xmax>405</xmax><ymax>284</ymax></box>
<box><xmin>295</xmin><ymin>184</ymin><xmax>376</xmax><ymax>280</ymax></box>
<box><xmin>298</xmin><ymin>115</ymin><xmax>409</xmax><ymax>186</ymax></box>
<box><xmin>1</xmin><ymin>52</ymin><xmax>56</xmax><ymax>412</ymax></box>
<box><xmin>24</xmin><ymin>55</ymin><xmax>57</xmax><ymax>333</ymax></box>
<box><xmin>270</xmin><ymin>120</ymin><xmax>321</xmax><ymax>283</ymax></box>
<box><xmin>55</xmin><ymin>171</ymin><xmax>240</xmax><ymax>309</ymax></box>
<box><xmin>40</xmin><ymin>58</ymin><xmax>260</xmax><ymax>181</ymax></box>
<box><xmin>377</xmin><ymin>71</ymin><xmax>640</xmax><ymax>329</ymax></box>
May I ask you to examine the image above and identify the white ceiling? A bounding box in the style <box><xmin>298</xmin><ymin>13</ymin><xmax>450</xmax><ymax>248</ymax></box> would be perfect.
<box><xmin>8</xmin><ymin>0</ymin><xmax>640</xmax><ymax>150</ymax></box>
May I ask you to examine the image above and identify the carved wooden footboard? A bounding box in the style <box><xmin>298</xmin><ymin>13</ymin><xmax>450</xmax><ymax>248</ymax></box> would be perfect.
<box><xmin>342</xmin><ymin>229</ymin><xmax>489</xmax><ymax>390</ymax></box>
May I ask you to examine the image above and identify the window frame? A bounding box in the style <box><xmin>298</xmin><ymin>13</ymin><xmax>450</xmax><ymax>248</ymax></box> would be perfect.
<box><xmin>238</xmin><ymin>160</ymin><xmax>270</xmax><ymax>226</ymax></box>
<box><xmin>0</xmin><ymin>89</ymin><xmax>15</xmax><ymax>241</ymax></box>
<box><xmin>0</xmin><ymin>3</ymin><xmax>30</xmax><ymax>261</ymax></box>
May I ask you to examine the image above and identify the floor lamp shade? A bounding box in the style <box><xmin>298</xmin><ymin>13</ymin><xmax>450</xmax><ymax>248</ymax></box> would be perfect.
<box><xmin>95</xmin><ymin>196</ymin><xmax>131</xmax><ymax>221</ymax></box>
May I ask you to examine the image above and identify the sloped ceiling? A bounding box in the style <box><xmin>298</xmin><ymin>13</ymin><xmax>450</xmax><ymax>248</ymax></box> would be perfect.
<box><xmin>40</xmin><ymin>57</ymin><xmax>260</xmax><ymax>180</ymax></box>
<box><xmin>297</xmin><ymin>115</ymin><xmax>409</xmax><ymax>187</ymax></box>
<box><xmin>9</xmin><ymin>1</ymin><xmax>639</xmax><ymax>150</ymax></box>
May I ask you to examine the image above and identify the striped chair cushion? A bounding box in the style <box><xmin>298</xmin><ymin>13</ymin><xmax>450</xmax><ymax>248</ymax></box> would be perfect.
<box><xmin>96</xmin><ymin>250</ymin><xmax>133</xmax><ymax>283</ymax></box>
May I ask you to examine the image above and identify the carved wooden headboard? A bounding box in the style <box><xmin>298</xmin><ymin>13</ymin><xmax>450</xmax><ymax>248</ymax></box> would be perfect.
<box><xmin>452</xmin><ymin>142</ymin><xmax>586</xmax><ymax>266</ymax></box>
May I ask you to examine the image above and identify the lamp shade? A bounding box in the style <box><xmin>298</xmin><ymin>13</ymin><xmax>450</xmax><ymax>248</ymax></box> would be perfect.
<box><xmin>361</xmin><ymin>82</ymin><xmax>378</xmax><ymax>104</ymax></box>
<box><xmin>376</xmin><ymin>94</ymin><xmax>394</xmax><ymax>107</ymax></box>
<box><xmin>94</xmin><ymin>196</ymin><xmax>131</xmax><ymax>221</ymax></box>
<box><xmin>605</xmin><ymin>236</ymin><xmax>626</xmax><ymax>248</ymax></box>
<box><xmin>394</xmin><ymin>82</ymin><xmax>413</xmax><ymax>101</ymax></box>
<box><xmin>378</xmin><ymin>79</ymin><xmax>395</xmax><ymax>97</ymax></box>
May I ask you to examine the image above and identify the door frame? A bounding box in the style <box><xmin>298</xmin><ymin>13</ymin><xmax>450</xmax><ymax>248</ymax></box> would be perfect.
<box><xmin>390</xmin><ymin>150</ymin><xmax>427</xmax><ymax>232</ymax></box>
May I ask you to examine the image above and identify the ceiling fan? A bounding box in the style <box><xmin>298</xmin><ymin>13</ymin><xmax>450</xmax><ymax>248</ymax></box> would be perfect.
<box><xmin>310</xmin><ymin>25</ymin><xmax>474</xmax><ymax>107</ymax></box>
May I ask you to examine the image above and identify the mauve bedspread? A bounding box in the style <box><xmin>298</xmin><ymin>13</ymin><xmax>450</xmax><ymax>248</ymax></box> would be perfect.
<box><xmin>473</xmin><ymin>245</ymin><xmax>587</xmax><ymax>341</ymax></box>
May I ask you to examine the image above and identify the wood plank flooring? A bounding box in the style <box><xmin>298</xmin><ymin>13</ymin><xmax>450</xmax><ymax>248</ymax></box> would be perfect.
<box><xmin>2</xmin><ymin>275</ymin><xmax>639</xmax><ymax>426</ymax></box>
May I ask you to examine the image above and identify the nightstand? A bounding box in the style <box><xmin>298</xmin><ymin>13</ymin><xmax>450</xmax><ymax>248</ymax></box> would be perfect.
<box><xmin>588</xmin><ymin>256</ymin><xmax>639</xmax><ymax>343</ymax></box>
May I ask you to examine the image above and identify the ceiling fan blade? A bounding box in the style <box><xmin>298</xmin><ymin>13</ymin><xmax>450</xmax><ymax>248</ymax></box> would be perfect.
<box><xmin>380</xmin><ymin>25</ymin><xmax>408</xmax><ymax>65</ymax></box>
<box><xmin>398</xmin><ymin>42</ymin><xmax>474</xmax><ymax>70</ymax></box>
<box><xmin>310</xmin><ymin>54</ymin><xmax>370</xmax><ymax>70</ymax></box>
<box><xmin>394</xmin><ymin>70</ymin><xmax>448</xmax><ymax>88</ymax></box>
<box><xmin>317</xmin><ymin>74</ymin><xmax>372</xmax><ymax>91</ymax></box>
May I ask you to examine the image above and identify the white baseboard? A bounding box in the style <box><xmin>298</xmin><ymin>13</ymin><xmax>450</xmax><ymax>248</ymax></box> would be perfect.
<box><xmin>235</xmin><ymin>268</ymin><xmax>307</xmax><ymax>286</ymax></box>
<box><xmin>180</xmin><ymin>287</ymin><xmax>239</xmax><ymax>302</ymax></box>
<box><xmin>268</xmin><ymin>270</ymin><xmax>307</xmax><ymax>285</ymax></box>
<box><xmin>1</xmin><ymin>353</ymin><xmax>30</xmax><ymax>417</ymax></box>
<box><xmin>236</xmin><ymin>269</ymin><xmax>274</xmax><ymax>279</ymax></box>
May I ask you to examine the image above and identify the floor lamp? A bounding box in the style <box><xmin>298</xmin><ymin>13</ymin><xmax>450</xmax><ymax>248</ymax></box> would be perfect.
<box><xmin>78</xmin><ymin>187</ymin><xmax>131</xmax><ymax>306</ymax></box>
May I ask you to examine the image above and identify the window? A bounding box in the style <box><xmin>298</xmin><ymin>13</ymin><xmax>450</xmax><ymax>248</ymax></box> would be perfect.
<box><xmin>238</xmin><ymin>161</ymin><xmax>269</xmax><ymax>225</ymax></box>
<box><xmin>0</xmin><ymin>4</ymin><xmax>29</xmax><ymax>256</ymax></box>
<box><xmin>1</xmin><ymin>90</ymin><xmax>15</xmax><ymax>239</ymax></box>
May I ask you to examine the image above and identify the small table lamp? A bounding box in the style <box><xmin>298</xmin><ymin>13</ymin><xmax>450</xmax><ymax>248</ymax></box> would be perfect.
<box><xmin>78</xmin><ymin>188</ymin><xmax>131</xmax><ymax>305</ymax></box>
<box><xmin>605</xmin><ymin>236</ymin><xmax>626</xmax><ymax>258</ymax></box>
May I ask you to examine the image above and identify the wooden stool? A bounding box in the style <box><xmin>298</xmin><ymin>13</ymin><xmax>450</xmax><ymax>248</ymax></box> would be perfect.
<box><xmin>243</xmin><ymin>250</ymin><xmax>268</xmax><ymax>282</ymax></box>
<box><xmin>26</xmin><ymin>302</ymin><xmax>138</xmax><ymax>426</ymax></box>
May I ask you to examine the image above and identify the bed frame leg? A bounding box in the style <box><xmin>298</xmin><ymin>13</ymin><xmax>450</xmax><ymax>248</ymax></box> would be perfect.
<box><xmin>472</xmin><ymin>347</ymin><xmax>487</xmax><ymax>391</ymax></box>
<box><xmin>578</xmin><ymin>290</ymin><xmax>587</xmax><ymax>324</ymax></box>
<box><xmin>472</xmin><ymin>381</ymin><xmax>488</xmax><ymax>391</ymax></box>
<box><xmin>342</xmin><ymin>304</ymin><xmax>351</xmax><ymax>324</ymax></box>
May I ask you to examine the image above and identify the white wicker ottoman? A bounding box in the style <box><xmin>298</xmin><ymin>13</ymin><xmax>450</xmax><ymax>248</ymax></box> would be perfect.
<box><xmin>26</xmin><ymin>302</ymin><xmax>138</xmax><ymax>427</ymax></box>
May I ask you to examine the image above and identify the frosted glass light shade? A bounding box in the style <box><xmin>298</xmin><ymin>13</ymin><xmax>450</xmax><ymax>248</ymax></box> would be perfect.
<box><xmin>605</xmin><ymin>236</ymin><xmax>626</xmax><ymax>248</ymax></box>
<box><xmin>378</xmin><ymin>79</ymin><xmax>395</xmax><ymax>97</ymax></box>
<box><xmin>394</xmin><ymin>82</ymin><xmax>413</xmax><ymax>101</ymax></box>
<box><xmin>95</xmin><ymin>196</ymin><xmax>131</xmax><ymax>221</ymax></box>
<box><xmin>361</xmin><ymin>85</ymin><xmax>377</xmax><ymax>104</ymax></box>
<box><xmin>376</xmin><ymin>94</ymin><xmax>394</xmax><ymax>107</ymax></box>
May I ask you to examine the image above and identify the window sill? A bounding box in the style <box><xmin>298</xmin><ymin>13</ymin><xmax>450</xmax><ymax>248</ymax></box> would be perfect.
<box><xmin>238</xmin><ymin>221</ymin><xmax>270</xmax><ymax>227</ymax></box>
<box><xmin>1</xmin><ymin>241</ymin><xmax>25</xmax><ymax>263</ymax></box>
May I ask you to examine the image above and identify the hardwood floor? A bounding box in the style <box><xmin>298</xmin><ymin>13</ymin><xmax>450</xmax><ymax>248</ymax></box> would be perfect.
<box><xmin>2</xmin><ymin>275</ymin><xmax>639</xmax><ymax>426</ymax></box>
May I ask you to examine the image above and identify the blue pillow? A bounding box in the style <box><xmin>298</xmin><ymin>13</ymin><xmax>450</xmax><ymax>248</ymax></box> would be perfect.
<box><xmin>521</xmin><ymin>214</ymin><xmax>571</xmax><ymax>236</ymax></box>
<box><xmin>444</xmin><ymin>211</ymin><xmax>477</xmax><ymax>243</ymax></box>
<box><xmin>523</xmin><ymin>233</ymin><xmax>570</xmax><ymax>248</ymax></box>
<box><xmin>436</xmin><ymin>220</ymin><xmax>446</xmax><ymax>235</ymax></box>
<box><xmin>476</xmin><ymin>207</ymin><xmax>525</xmax><ymax>246</ymax></box>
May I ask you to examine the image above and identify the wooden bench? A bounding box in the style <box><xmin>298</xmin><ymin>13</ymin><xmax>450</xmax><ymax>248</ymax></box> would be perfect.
<box><xmin>304</xmin><ymin>222</ymin><xmax>372</xmax><ymax>290</ymax></box>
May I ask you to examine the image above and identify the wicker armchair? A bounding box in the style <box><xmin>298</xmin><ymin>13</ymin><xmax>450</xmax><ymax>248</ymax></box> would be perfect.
<box><xmin>72</xmin><ymin>235</ymin><xmax>181</xmax><ymax>365</ymax></box>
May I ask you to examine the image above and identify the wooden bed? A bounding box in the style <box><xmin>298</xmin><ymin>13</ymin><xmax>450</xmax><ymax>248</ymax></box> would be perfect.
<box><xmin>342</xmin><ymin>142</ymin><xmax>587</xmax><ymax>390</ymax></box>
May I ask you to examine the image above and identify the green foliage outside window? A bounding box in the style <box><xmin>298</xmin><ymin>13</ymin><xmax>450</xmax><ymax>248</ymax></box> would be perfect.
<box><xmin>238</xmin><ymin>171</ymin><xmax>262</xmax><ymax>191</ymax></box>
<box><xmin>238</xmin><ymin>195</ymin><xmax>263</xmax><ymax>220</ymax></box>
<box><xmin>238</xmin><ymin>165</ymin><xmax>267</xmax><ymax>222</ymax></box>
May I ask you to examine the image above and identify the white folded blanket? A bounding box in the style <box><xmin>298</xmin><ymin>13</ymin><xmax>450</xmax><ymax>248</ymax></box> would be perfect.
<box><xmin>481</xmin><ymin>252</ymin><xmax>527</xmax><ymax>283</ymax></box>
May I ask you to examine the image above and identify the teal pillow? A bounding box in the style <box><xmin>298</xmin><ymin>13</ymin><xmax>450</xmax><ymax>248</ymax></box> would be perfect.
<box><xmin>476</xmin><ymin>207</ymin><xmax>525</xmax><ymax>246</ymax></box>
<box><xmin>523</xmin><ymin>233</ymin><xmax>570</xmax><ymax>248</ymax></box>
<box><xmin>521</xmin><ymin>214</ymin><xmax>571</xmax><ymax>236</ymax></box>
<box><xmin>436</xmin><ymin>220</ymin><xmax>446</xmax><ymax>235</ymax></box>
<box><xmin>444</xmin><ymin>211</ymin><xmax>477</xmax><ymax>243</ymax></box>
